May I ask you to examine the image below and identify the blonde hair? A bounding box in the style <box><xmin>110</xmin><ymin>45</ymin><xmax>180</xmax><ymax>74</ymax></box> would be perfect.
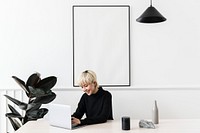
<box><xmin>77</xmin><ymin>70</ymin><xmax>99</xmax><ymax>88</ymax></box>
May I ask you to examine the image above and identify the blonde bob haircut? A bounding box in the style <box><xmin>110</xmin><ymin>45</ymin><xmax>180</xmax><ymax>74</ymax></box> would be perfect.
<box><xmin>77</xmin><ymin>70</ymin><xmax>99</xmax><ymax>88</ymax></box>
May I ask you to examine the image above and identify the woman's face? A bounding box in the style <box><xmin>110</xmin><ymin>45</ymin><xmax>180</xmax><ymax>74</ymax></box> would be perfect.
<box><xmin>81</xmin><ymin>82</ymin><xmax>97</xmax><ymax>95</ymax></box>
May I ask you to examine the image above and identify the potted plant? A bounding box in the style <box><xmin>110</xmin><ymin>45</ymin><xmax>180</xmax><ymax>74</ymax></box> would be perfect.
<box><xmin>4</xmin><ymin>72</ymin><xmax>57</xmax><ymax>131</ymax></box>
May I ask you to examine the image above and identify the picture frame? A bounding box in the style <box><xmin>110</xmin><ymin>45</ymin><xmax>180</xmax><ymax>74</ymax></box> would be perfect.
<box><xmin>72</xmin><ymin>5</ymin><xmax>130</xmax><ymax>87</ymax></box>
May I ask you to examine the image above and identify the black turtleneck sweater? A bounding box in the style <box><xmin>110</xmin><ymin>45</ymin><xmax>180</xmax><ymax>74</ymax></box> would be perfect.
<box><xmin>72</xmin><ymin>87</ymin><xmax>113</xmax><ymax>125</ymax></box>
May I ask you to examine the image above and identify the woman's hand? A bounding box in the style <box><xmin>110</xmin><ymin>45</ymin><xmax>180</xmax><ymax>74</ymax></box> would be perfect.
<box><xmin>71</xmin><ymin>117</ymin><xmax>81</xmax><ymax>125</ymax></box>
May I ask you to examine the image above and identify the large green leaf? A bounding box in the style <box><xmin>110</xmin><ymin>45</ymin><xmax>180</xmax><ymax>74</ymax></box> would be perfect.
<box><xmin>37</xmin><ymin>108</ymin><xmax>48</xmax><ymax>118</ymax></box>
<box><xmin>8</xmin><ymin>104</ymin><xmax>21</xmax><ymax>115</ymax></box>
<box><xmin>7</xmin><ymin>104</ymin><xmax>23</xmax><ymax>121</ymax></box>
<box><xmin>26</xmin><ymin>73</ymin><xmax>41</xmax><ymax>88</ymax></box>
<box><xmin>6</xmin><ymin>113</ymin><xmax>23</xmax><ymax>119</ymax></box>
<box><xmin>26</xmin><ymin>103</ymin><xmax>41</xmax><ymax>111</ymax></box>
<box><xmin>36</xmin><ymin>76</ymin><xmax>57</xmax><ymax>93</ymax></box>
<box><xmin>26</xmin><ymin>108</ymin><xmax>48</xmax><ymax>120</ymax></box>
<box><xmin>28</xmin><ymin>86</ymin><xmax>46</xmax><ymax>98</ymax></box>
<box><xmin>33</xmin><ymin>92</ymin><xmax>56</xmax><ymax>104</ymax></box>
<box><xmin>12</xmin><ymin>76</ymin><xmax>29</xmax><ymax>95</ymax></box>
<box><xmin>8</xmin><ymin>117</ymin><xmax>21</xmax><ymax>131</ymax></box>
<box><xmin>4</xmin><ymin>95</ymin><xmax>27</xmax><ymax>110</ymax></box>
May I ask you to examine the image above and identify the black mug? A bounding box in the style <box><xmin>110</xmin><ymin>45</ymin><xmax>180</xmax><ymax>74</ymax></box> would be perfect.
<box><xmin>122</xmin><ymin>116</ymin><xmax>130</xmax><ymax>130</ymax></box>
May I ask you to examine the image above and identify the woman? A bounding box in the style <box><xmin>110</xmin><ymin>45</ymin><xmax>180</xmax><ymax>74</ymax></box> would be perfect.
<box><xmin>72</xmin><ymin>70</ymin><xmax>113</xmax><ymax>126</ymax></box>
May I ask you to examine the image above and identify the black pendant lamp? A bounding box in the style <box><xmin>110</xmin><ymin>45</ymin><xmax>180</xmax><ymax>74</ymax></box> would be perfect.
<box><xmin>136</xmin><ymin>0</ymin><xmax>166</xmax><ymax>23</ymax></box>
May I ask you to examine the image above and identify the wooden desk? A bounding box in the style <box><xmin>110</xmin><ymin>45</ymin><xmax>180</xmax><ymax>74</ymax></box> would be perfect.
<box><xmin>15</xmin><ymin>119</ymin><xmax>200</xmax><ymax>133</ymax></box>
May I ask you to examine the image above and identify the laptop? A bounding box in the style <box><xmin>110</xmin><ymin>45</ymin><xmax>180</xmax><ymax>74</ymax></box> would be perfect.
<box><xmin>48</xmin><ymin>103</ymin><xmax>80</xmax><ymax>130</ymax></box>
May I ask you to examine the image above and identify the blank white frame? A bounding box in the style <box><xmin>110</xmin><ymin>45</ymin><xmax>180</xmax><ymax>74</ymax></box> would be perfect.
<box><xmin>73</xmin><ymin>5</ymin><xmax>130</xmax><ymax>87</ymax></box>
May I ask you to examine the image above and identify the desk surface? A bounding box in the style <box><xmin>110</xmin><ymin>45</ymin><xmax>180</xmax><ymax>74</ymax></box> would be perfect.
<box><xmin>15</xmin><ymin>119</ymin><xmax>200</xmax><ymax>133</ymax></box>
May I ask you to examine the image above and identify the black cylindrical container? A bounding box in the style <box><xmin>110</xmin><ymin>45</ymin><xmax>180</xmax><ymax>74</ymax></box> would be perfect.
<box><xmin>121</xmin><ymin>116</ymin><xmax>130</xmax><ymax>130</ymax></box>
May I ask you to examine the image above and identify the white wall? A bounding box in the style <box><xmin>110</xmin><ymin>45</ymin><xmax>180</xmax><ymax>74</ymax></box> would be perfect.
<box><xmin>1</xmin><ymin>0</ymin><xmax>200</xmax><ymax>122</ymax></box>
<box><xmin>54</xmin><ymin>88</ymin><xmax>200</xmax><ymax>120</ymax></box>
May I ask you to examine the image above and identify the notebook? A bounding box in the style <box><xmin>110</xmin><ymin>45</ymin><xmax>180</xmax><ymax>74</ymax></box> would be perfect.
<box><xmin>48</xmin><ymin>103</ymin><xmax>79</xmax><ymax>130</ymax></box>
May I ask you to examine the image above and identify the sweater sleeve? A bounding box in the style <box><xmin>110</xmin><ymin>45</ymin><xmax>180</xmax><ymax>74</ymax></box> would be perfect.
<box><xmin>72</xmin><ymin>94</ymin><xmax>86</xmax><ymax>119</ymax></box>
<box><xmin>80</xmin><ymin>92</ymin><xmax>113</xmax><ymax>125</ymax></box>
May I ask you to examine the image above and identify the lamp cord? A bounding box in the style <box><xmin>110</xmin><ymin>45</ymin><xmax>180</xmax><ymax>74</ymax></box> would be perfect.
<box><xmin>150</xmin><ymin>0</ymin><xmax>152</xmax><ymax>7</ymax></box>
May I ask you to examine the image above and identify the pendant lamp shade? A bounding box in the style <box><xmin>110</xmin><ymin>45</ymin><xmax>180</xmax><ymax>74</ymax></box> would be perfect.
<box><xmin>136</xmin><ymin>0</ymin><xmax>166</xmax><ymax>23</ymax></box>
